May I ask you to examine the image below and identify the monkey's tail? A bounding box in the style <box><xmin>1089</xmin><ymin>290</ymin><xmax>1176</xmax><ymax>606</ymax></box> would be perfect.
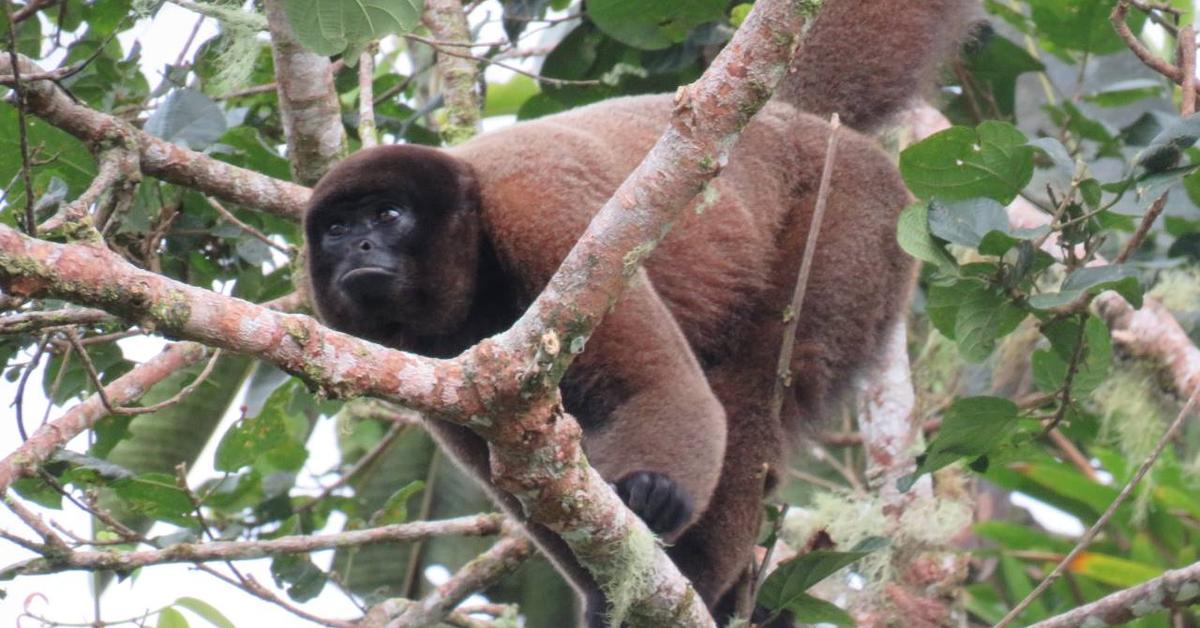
<box><xmin>773</xmin><ymin>0</ymin><xmax>983</xmax><ymax>133</ymax></box>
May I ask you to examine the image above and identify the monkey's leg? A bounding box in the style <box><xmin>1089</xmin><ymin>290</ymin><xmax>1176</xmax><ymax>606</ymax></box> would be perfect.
<box><xmin>563</xmin><ymin>271</ymin><xmax>727</xmax><ymax>539</ymax></box>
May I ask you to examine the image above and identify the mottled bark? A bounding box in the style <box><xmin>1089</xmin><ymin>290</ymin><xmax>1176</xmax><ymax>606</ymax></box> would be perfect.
<box><xmin>263</xmin><ymin>0</ymin><xmax>347</xmax><ymax>185</ymax></box>
<box><xmin>422</xmin><ymin>0</ymin><xmax>482</xmax><ymax>144</ymax></box>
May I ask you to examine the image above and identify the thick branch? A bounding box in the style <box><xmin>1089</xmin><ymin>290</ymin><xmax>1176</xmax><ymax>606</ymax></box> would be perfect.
<box><xmin>0</xmin><ymin>229</ymin><xmax>469</xmax><ymax>416</ymax></box>
<box><xmin>263</xmin><ymin>0</ymin><xmax>347</xmax><ymax>185</ymax></box>
<box><xmin>0</xmin><ymin>514</ymin><xmax>504</xmax><ymax>577</ymax></box>
<box><xmin>422</xmin><ymin>0</ymin><xmax>482</xmax><ymax>145</ymax></box>
<box><xmin>0</xmin><ymin>342</ymin><xmax>208</xmax><ymax>493</ymax></box>
<box><xmin>1028</xmin><ymin>559</ymin><xmax>1200</xmax><ymax>627</ymax></box>
<box><xmin>0</xmin><ymin>54</ymin><xmax>308</xmax><ymax>219</ymax></box>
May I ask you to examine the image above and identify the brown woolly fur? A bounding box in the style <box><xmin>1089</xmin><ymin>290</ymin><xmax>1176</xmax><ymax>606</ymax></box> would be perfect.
<box><xmin>777</xmin><ymin>0</ymin><xmax>983</xmax><ymax>132</ymax></box>
<box><xmin>303</xmin><ymin>1</ymin><xmax>979</xmax><ymax>625</ymax></box>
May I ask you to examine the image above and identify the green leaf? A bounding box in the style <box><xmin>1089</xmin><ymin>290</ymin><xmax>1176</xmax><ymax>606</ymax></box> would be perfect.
<box><xmin>0</xmin><ymin>103</ymin><xmax>97</xmax><ymax>214</ymax></box>
<box><xmin>757</xmin><ymin>549</ymin><xmax>872</xmax><ymax>618</ymax></box>
<box><xmin>1068</xmin><ymin>553</ymin><xmax>1163</xmax><ymax>588</ymax></box>
<box><xmin>270</xmin><ymin>554</ymin><xmax>328</xmax><ymax>602</ymax></box>
<box><xmin>587</xmin><ymin>0</ymin><xmax>726</xmax><ymax>50</ymax></box>
<box><xmin>280</xmin><ymin>0</ymin><xmax>424</xmax><ymax>56</ymax></box>
<box><xmin>144</xmin><ymin>89</ymin><xmax>228</xmax><ymax>151</ymax></box>
<box><xmin>11</xmin><ymin>477</ymin><xmax>63</xmax><ymax>510</ymax></box>
<box><xmin>174</xmin><ymin>598</ymin><xmax>236</xmax><ymax>628</ymax></box>
<box><xmin>1028</xmin><ymin>265</ymin><xmax>1143</xmax><ymax>310</ymax></box>
<box><xmin>925</xmin><ymin>284</ymin><xmax>961</xmax><ymax>340</ymax></box>
<box><xmin>928</xmin><ymin>197</ymin><xmax>1011</xmax><ymax>248</ymax></box>
<box><xmin>1136</xmin><ymin>113</ymin><xmax>1200</xmax><ymax>173</ymax></box>
<box><xmin>157</xmin><ymin>607</ymin><xmax>190</xmax><ymax>628</ymax></box>
<box><xmin>214</xmin><ymin>409</ymin><xmax>290</xmax><ymax>472</ymax></box>
<box><xmin>111</xmin><ymin>472</ymin><xmax>196</xmax><ymax>527</ymax></box>
<box><xmin>1084</xmin><ymin>78</ymin><xmax>1165</xmax><ymax>108</ymax></box>
<box><xmin>910</xmin><ymin>397</ymin><xmax>1021</xmax><ymax>481</ymax></box>
<box><xmin>900</xmin><ymin>122</ymin><xmax>1034</xmax><ymax>204</ymax></box>
<box><xmin>954</xmin><ymin>282</ymin><xmax>1027</xmax><ymax>362</ymax></box>
<box><xmin>1029</xmin><ymin>0</ymin><xmax>1141</xmax><ymax>55</ymax></box>
<box><xmin>782</xmin><ymin>594</ymin><xmax>855</xmax><ymax>625</ymax></box>
<box><xmin>947</xmin><ymin>33</ymin><xmax>1043</xmax><ymax>120</ymax></box>
<box><xmin>369</xmin><ymin>480</ymin><xmax>425</xmax><ymax>525</ymax></box>
<box><xmin>897</xmin><ymin>203</ymin><xmax>956</xmax><ymax>269</ymax></box>
<box><xmin>485</xmin><ymin>75</ymin><xmax>540</xmax><ymax>117</ymax></box>
<box><xmin>1031</xmin><ymin>316</ymin><xmax>1112</xmax><ymax>397</ymax></box>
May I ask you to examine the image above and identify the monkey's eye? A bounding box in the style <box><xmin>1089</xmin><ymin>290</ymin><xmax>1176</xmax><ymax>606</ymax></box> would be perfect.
<box><xmin>327</xmin><ymin>222</ymin><xmax>348</xmax><ymax>237</ymax></box>
<box><xmin>376</xmin><ymin>207</ymin><xmax>403</xmax><ymax>223</ymax></box>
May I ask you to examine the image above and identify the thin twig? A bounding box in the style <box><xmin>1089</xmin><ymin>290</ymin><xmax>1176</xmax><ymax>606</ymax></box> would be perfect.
<box><xmin>294</xmin><ymin>420</ymin><xmax>409</xmax><ymax>514</ymax></box>
<box><xmin>406</xmin><ymin>33</ymin><xmax>600</xmax><ymax>87</ymax></box>
<box><xmin>66</xmin><ymin>329</ymin><xmax>222</xmax><ymax>416</ymax></box>
<box><xmin>12</xmin><ymin>334</ymin><xmax>49</xmax><ymax>440</ymax></box>
<box><xmin>1112</xmin><ymin>1</ymin><xmax>1200</xmax><ymax>98</ymax></box>
<box><xmin>1029</xmin><ymin>559</ymin><xmax>1200</xmax><ymax>628</ymax></box>
<box><xmin>769</xmin><ymin>115</ymin><xmax>841</xmax><ymax>421</ymax></box>
<box><xmin>996</xmin><ymin>386</ymin><xmax>1200</xmax><ymax>627</ymax></box>
<box><xmin>4</xmin><ymin>0</ymin><xmax>36</xmax><ymax>235</ymax></box>
<box><xmin>2</xmin><ymin>514</ymin><xmax>506</xmax><ymax>577</ymax></box>
<box><xmin>205</xmin><ymin>196</ymin><xmax>293</xmax><ymax>255</ymax></box>
<box><xmin>383</xmin><ymin>533</ymin><xmax>533</xmax><ymax>628</ymax></box>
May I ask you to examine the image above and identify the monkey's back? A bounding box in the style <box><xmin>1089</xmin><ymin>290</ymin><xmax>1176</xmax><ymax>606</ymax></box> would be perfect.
<box><xmin>450</xmin><ymin>94</ymin><xmax>913</xmax><ymax>413</ymax></box>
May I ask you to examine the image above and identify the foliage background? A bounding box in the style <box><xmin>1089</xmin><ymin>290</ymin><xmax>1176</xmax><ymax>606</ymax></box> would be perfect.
<box><xmin>2</xmin><ymin>0</ymin><xmax>1200</xmax><ymax>625</ymax></box>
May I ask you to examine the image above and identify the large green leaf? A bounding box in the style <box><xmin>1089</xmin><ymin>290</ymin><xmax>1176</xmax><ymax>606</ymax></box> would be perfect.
<box><xmin>587</xmin><ymin>0</ymin><xmax>725</xmax><ymax>50</ymax></box>
<box><xmin>900</xmin><ymin>122</ymin><xmax>1034</xmax><ymax>204</ymax></box>
<box><xmin>1029</xmin><ymin>0</ymin><xmax>1143</xmax><ymax>55</ymax></box>
<box><xmin>279</xmin><ymin>0</ymin><xmax>424</xmax><ymax>56</ymax></box>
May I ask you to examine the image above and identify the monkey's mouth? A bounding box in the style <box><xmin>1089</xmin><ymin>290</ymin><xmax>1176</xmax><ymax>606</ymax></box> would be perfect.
<box><xmin>339</xmin><ymin>266</ymin><xmax>403</xmax><ymax>300</ymax></box>
<box><xmin>340</xmin><ymin>266</ymin><xmax>395</xmax><ymax>283</ymax></box>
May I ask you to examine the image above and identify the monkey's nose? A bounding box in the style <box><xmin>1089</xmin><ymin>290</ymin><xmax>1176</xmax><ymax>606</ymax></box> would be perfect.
<box><xmin>357</xmin><ymin>239</ymin><xmax>372</xmax><ymax>251</ymax></box>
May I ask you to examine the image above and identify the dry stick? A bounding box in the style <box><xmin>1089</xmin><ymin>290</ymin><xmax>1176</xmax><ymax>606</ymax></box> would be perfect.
<box><xmin>63</xmin><ymin>329</ymin><xmax>222</xmax><ymax>416</ymax></box>
<box><xmin>768</xmin><ymin>114</ymin><xmax>841</xmax><ymax>422</ymax></box>
<box><xmin>1</xmin><ymin>514</ymin><xmax>506</xmax><ymax>577</ymax></box>
<box><xmin>1181</xmin><ymin>25</ymin><xmax>1197</xmax><ymax>116</ymax></box>
<box><xmin>405</xmin><ymin>34</ymin><xmax>600</xmax><ymax>87</ymax></box>
<box><xmin>1112</xmin><ymin>1</ymin><xmax>1200</xmax><ymax>98</ymax></box>
<box><xmin>3</xmin><ymin>0</ymin><xmax>36</xmax><ymax>235</ymax></box>
<box><xmin>9</xmin><ymin>0</ymin><xmax>55</xmax><ymax>22</ymax></box>
<box><xmin>995</xmin><ymin>387</ymin><xmax>1200</xmax><ymax>627</ymax></box>
<box><xmin>294</xmin><ymin>420</ymin><xmax>408</xmax><ymax>514</ymax></box>
<box><xmin>359</xmin><ymin>43</ymin><xmax>380</xmax><ymax>149</ymax></box>
<box><xmin>205</xmin><ymin>196</ymin><xmax>293</xmax><ymax>255</ymax></box>
<box><xmin>0</xmin><ymin>307</ymin><xmax>116</xmax><ymax>334</ymax></box>
<box><xmin>195</xmin><ymin>564</ymin><xmax>358</xmax><ymax>628</ymax></box>
<box><xmin>383</xmin><ymin>534</ymin><xmax>533</xmax><ymax>628</ymax></box>
<box><xmin>1029</xmin><ymin>558</ymin><xmax>1200</xmax><ymax>627</ymax></box>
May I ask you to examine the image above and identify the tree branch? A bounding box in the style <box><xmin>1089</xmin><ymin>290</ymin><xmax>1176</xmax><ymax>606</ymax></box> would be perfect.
<box><xmin>0</xmin><ymin>514</ymin><xmax>505</xmax><ymax>577</ymax></box>
<box><xmin>263</xmin><ymin>0</ymin><xmax>347</xmax><ymax>185</ymax></box>
<box><xmin>1028</xmin><ymin>559</ymin><xmax>1200</xmax><ymax>627</ymax></box>
<box><xmin>373</xmin><ymin>533</ymin><xmax>532</xmax><ymax>627</ymax></box>
<box><xmin>422</xmin><ymin>0</ymin><xmax>482</xmax><ymax>145</ymax></box>
<box><xmin>0</xmin><ymin>54</ymin><xmax>309</xmax><ymax>219</ymax></box>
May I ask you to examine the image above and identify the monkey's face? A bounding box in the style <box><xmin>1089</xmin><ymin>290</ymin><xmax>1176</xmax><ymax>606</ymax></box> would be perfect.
<box><xmin>303</xmin><ymin>146</ymin><xmax>483</xmax><ymax>350</ymax></box>
<box><xmin>311</xmin><ymin>199</ymin><xmax>422</xmax><ymax>315</ymax></box>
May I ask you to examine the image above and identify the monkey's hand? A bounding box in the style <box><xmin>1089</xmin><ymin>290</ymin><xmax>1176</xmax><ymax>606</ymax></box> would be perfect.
<box><xmin>615</xmin><ymin>471</ymin><xmax>694</xmax><ymax>536</ymax></box>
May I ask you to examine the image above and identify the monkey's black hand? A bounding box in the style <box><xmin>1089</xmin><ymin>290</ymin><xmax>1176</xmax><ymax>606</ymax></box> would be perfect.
<box><xmin>615</xmin><ymin>471</ymin><xmax>693</xmax><ymax>536</ymax></box>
